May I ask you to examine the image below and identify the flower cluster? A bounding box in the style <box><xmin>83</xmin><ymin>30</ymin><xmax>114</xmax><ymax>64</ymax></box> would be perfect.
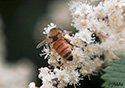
<box><xmin>29</xmin><ymin>0</ymin><xmax>125</xmax><ymax>88</ymax></box>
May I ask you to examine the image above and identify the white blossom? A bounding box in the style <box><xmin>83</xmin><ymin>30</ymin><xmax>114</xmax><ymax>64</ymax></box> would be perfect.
<box><xmin>29</xmin><ymin>0</ymin><xmax>125</xmax><ymax>88</ymax></box>
<box><xmin>43</xmin><ymin>23</ymin><xmax>57</xmax><ymax>34</ymax></box>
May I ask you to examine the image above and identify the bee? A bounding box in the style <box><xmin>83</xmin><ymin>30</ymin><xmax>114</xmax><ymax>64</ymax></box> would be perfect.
<box><xmin>36</xmin><ymin>28</ymin><xmax>73</xmax><ymax>61</ymax></box>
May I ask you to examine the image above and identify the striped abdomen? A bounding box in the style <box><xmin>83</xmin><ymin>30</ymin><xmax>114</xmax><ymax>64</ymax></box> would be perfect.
<box><xmin>52</xmin><ymin>39</ymin><xmax>73</xmax><ymax>61</ymax></box>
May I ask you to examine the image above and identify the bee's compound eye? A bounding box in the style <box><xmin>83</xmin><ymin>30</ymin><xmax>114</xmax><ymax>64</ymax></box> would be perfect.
<box><xmin>49</xmin><ymin>36</ymin><xmax>52</xmax><ymax>38</ymax></box>
<box><xmin>53</xmin><ymin>36</ymin><xmax>58</xmax><ymax>41</ymax></box>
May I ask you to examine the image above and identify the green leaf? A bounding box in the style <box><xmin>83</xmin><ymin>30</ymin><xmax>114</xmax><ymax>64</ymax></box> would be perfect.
<box><xmin>113</xmin><ymin>50</ymin><xmax>125</xmax><ymax>59</ymax></box>
<box><xmin>101</xmin><ymin>51</ymin><xmax>125</xmax><ymax>88</ymax></box>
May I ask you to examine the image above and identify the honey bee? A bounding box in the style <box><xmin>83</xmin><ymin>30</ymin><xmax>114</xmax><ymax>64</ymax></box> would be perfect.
<box><xmin>36</xmin><ymin>28</ymin><xmax>73</xmax><ymax>61</ymax></box>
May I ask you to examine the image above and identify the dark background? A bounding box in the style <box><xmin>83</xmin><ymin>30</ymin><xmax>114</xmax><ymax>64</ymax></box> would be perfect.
<box><xmin>0</xmin><ymin>0</ymin><xmax>104</xmax><ymax>88</ymax></box>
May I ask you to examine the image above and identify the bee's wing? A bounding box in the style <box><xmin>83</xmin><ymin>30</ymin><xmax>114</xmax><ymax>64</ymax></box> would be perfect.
<box><xmin>36</xmin><ymin>39</ymin><xmax>49</xmax><ymax>48</ymax></box>
<box><xmin>63</xmin><ymin>30</ymin><xmax>72</xmax><ymax>35</ymax></box>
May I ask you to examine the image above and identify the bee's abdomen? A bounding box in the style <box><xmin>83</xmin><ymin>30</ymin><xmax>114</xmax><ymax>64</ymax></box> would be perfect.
<box><xmin>53</xmin><ymin>39</ymin><xmax>73</xmax><ymax>61</ymax></box>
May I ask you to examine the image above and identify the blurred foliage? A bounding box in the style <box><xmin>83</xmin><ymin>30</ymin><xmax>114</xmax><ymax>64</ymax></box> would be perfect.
<box><xmin>0</xmin><ymin>0</ymin><xmax>52</xmax><ymax>86</ymax></box>
<box><xmin>101</xmin><ymin>51</ymin><xmax>125</xmax><ymax>88</ymax></box>
<box><xmin>0</xmin><ymin>0</ymin><xmax>50</xmax><ymax>65</ymax></box>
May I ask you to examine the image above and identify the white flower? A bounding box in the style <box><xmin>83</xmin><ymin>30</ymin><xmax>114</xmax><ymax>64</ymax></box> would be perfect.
<box><xmin>75</xmin><ymin>29</ymin><xmax>93</xmax><ymax>44</ymax></box>
<box><xmin>29</xmin><ymin>82</ymin><xmax>37</xmax><ymax>88</ymax></box>
<box><xmin>43</xmin><ymin>23</ymin><xmax>57</xmax><ymax>34</ymax></box>
<box><xmin>40</xmin><ymin>46</ymin><xmax>50</xmax><ymax>59</ymax></box>
<box><xmin>72</xmin><ymin>47</ymin><xmax>85</xmax><ymax>59</ymax></box>
<box><xmin>70</xmin><ymin>35</ymin><xmax>84</xmax><ymax>47</ymax></box>
<box><xmin>29</xmin><ymin>0</ymin><xmax>125</xmax><ymax>88</ymax></box>
<box><xmin>38</xmin><ymin>67</ymin><xmax>57</xmax><ymax>88</ymax></box>
<box><xmin>54</xmin><ymin>68</ymin><xmax>71</xmax><ymax>84</ymax></box>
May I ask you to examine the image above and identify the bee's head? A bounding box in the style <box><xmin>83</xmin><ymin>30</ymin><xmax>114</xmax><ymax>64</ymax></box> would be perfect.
<box><xmin>48</xmin><ymin>28</ymin><xmax>63</xmax><ymax>41</ymax></box>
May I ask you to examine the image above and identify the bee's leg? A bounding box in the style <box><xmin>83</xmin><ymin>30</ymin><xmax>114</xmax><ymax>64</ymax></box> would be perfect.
<box><xmin>48</xmin><ymin>44</ymin><xmax>63</xmax><ymax>67</ymax></box>
<box><xmin>63</xmin><ymin>30</ymin><xmax>72</xmax><ymax>35</ymax></box>
<box><xmin>48</xmin><ymin>43</ymin><xmax>52</xmax><ymax>51</ymax></box>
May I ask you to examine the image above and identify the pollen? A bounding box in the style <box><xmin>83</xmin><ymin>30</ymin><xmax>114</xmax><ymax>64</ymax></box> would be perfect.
<box><xmin>98</xmin><ymin>13</ymin><xmax>104</xmax><ymax>18</ymax></box>
<box><xmin>75</xmin><ymin>53</ymin><xmax>79</xmax><ymax>58</ymax></box>
<box><xmin>92</xmin><ymin>23</ymin><xmax>96</xmax><ymax>27</ymax></box>
<box><xmin>100</xmin><ymin>26</ymin><xmax>105</xmax><ymax>30</ymax></box>
<box><xmin>67</xmin><ymin>67</ymin><xmax>72</xmax><ymax>73</ymax></box>
<box><xmin>82</xmin><ymin>34</ymin><xmax>86</xmax><ymax>38</ymax></box>
<box><xmin>73</xmin><ymin>76</ymin><xmax>77</xmax><ymax>81</ymax></box>
<box><xmin>111</xmin><ymin>30</ymin><xmax>116</xmax><ymax>34</ymax></box>
<box><xmin>84</xmin><ymin>56</ymin><xmax>89</xmax><ymax>60</ymax></box>
<box><xmin>76</xmin><ymin>14</ymin><xmax>80</xmax><ymax>18</ymax></box>
<box><xmin>86</xmin><ymin>66</ymin><xmax>90</xmax><ymax>71</ymax></box>
<box><xmin>39</xmin><ymin>75</ymin><xmax>43</xmax><ymax>79</ymax></box>
<box><xmin>59</xmin><ymin>73</ymin><xmax>64</xmax><ymax>78</ymax></box>
<box><xmin>93</xmin><ymin>48</ymin><xmax>96</xmax><ymax>50</ymax></box>
<box><xmin>119</xmin><ymin>39</ymin><xmax>124</xmax><ymax>44</ymax></box>
<box><xmin>109</xmin><ymin>6</ymin><xmax>114</xmax><ymax>11</ymax></box>
<box><xmin>75</xmin><ymin>39</ymin><xmax>79</xmax><ymax>44</ymax></box>
<box><xmin>87</xmin><ymin>48</ymin><xmax>90</xmax><ymax>52</ymax></box>
<box><xmin>82</xmin><ymin>8</ymin><xmax>86</xmax><ymax>11</ymax></box>
<box><xmin>112</xmin><ymin>16</ymin><xmax>118</xmax><ymax>21</ymax></box>
<box><xmin>81</xmin><ymin>21</ymin><xmax>87</xmax><ymax>26</ymax></box>
<box><xmin>117</xmin><ymin>0</ymin><xmax>120</xmax><ymax>2</ymax></box>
